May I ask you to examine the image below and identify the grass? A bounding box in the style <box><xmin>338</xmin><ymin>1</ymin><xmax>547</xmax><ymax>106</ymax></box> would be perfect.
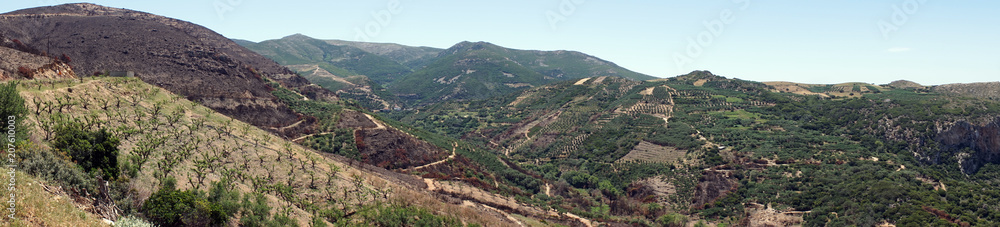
<box><xmin>0</xmin><ymin>171</ymin><xmax>107</xmax><ymax>227</ymax></box>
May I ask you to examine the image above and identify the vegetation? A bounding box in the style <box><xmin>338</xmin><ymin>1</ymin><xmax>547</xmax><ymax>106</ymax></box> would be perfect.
<box><xmin>391</xmin><ymin>71</ymin><xmax>1000</xmax><ymax>225</ymax></box>
<box><xmin>52</xmin><ymin>120</ymin><xmax>120</xmax><ymax>179</ymax></box>
<box><xmin>141</xmin><ymin>178</ymin><xmax>237</xmax><ymax>226</ymax></box>
<box><xmin>15</xmin><ymin>77</ymin><xmax>491</xmax><ymax>226</ymax></box>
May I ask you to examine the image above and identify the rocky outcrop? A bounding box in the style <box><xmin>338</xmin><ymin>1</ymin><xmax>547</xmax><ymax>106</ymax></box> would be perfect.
<box><xmin>937</xmin><ymin>117</ymin><xmax>1000</xmax><ymax>174</ymax></box>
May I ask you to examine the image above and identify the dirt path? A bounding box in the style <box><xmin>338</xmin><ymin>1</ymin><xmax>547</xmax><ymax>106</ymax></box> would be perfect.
<box><xmin>290</xmin><ymin>132</ymin><xmax>335</xmax><ymax>143</ymax></box>
<box><xmin>564</xmin><ymin>212</ymin><xmax>594</xmax><ymax>227</ymax></box>
<box><xmin>482</xmin><ymin>204</ymin><xmax>526</xmax><ymax>227</ymax></box>
<box><xmin>363</xmin><ymin>113</ymin><xmax>386</xmax><ymax>129</ymax></box>
<box><xmin>277</xmin><ymin>119</ymin><xmax>306</xmax><ymax>130</ymax></box>
<box><xmin>413</xmin><ymin>142</ymin><xmax>457</xmax><ymax>170</ymax></box>
<box><xmin>424</xmin><ymin>178</ymin><xmax>437</xmax><ymax>191</ymax></box>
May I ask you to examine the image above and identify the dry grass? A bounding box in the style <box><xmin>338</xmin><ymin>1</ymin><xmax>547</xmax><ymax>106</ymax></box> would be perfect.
<box><xmin>0</xmin><ymin>171</ymin><xmax>108</xmax><ymax>227</ymax></box>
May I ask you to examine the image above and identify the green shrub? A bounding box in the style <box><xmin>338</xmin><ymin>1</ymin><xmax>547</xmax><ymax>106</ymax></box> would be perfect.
<box><xmin>18</xmin><ymin>145</ymin><xmax>97</xmax><ymax>193</ymax></box>
<box><xmin>0</xmin><ymin>81</ymin><xmax>27</xmax><ymax>144</ymax></box>
<box><xmin>142</xmin><ymin>178</ymin><xmax>233</xmax><ymax>227</ymax></box>
<box><xmin>114</xmin><ymin>215</ymin><xmax>157</xmax><ymax>227</ymax></box>
<box><xmin>52</xmin><ymin>120</ymin><xmax>120</xmax><ymax>179</ymax></box>
<box><xmin>656</xmin><ymin>213</ymin><xmax>687</xmax><ymax>227</ymax></box>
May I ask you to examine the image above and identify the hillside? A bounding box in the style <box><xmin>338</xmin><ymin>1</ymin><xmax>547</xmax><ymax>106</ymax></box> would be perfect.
<box><xmin>389</xmin><ymin>71</ymin><xmax>1000</xmax><ymax>226</ymax></box>
<box><xmin>238</xmin><ymin>34</ymin><xmax>405</xmax><ymax>110</ymax></box>
<box><xmin>1</xmin><ymin>3</ymin><xmax>588</xmax><ymax>226</ymax></box>
<box><xmin>324</xmin><ymin>39</ymin><xmax>443</xmax><ymax>69</ymax></box>
<box><xmin>8</xmin><ymin>76</ymin><xmax>525</xmax><ymax>226</ymax></box>
<box><xmin>390</xmin><ymin>41</ymin><xmax>655</xmax><ymax>106</ymax></box>
<box><xmin>243</xmin><ymin>37</ymin><xmax>656</xmax><ymax>107</ymax></box>
<box><xmin>934</xmin><ymin>82</ymin><xmax>1000</xmax><ymax>101</ymax></box>
<box><xmin>0</xmin><ymin>3</ymin><xmax>335</xmax><ymax>138</ymax></box>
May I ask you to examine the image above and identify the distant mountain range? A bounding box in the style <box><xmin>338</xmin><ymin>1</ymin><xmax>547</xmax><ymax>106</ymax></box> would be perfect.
<box><xmin>238</xmin><ymin>34</ymin><xmax>655</xmax><ymax>107</ymax></box>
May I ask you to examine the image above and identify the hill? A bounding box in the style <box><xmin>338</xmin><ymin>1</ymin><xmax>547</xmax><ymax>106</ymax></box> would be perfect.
<box><xmin>0</xmin><ymin>3</ymin><xmax>334</xmax><ymax>138</ymax></box>
<box><xmin>9</xmin><ymin>77</ymin><xmax>517</xmax><ymax>226</ymax></box>
<box><xmin>324</xmin><ymin>39</ymin><xmax>443</xmax><ymax>69</ymax></box>
<box><xmin>933</xmin><ymin>82</ymin><xmax>1000</xmax><ymax>101</ymax></box>
<box><xmin>389</xmin><ymin>71</ymin><xmax>1000</xmax><ymax>226</ymax></box>
<box><xmin>1</xmin><ymin>3</ymin><xmax>586</xmax><ymax>226</ymax></box>
<box><xmin>238</xmin><ymin>34</ymin><xmax>405</xmax><ymax>110</ymax></box>
<box><xmin>390</xmin><ymin>41</ymin><xmax>655</xmax><ymax>106</ymax></box>
<box><xmin>242</xmin><ymin>37</ymin><xmax>656</xmax><ymax>107</ymax></box>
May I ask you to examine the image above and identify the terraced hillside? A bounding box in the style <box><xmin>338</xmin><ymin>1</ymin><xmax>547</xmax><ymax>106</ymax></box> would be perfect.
<box><xmin>8</xmin><ymin>77</ymin><xmax>521</xmax><ymax>226</ymax></box>
<box><xmin>391</xmin><ymin>71</ymin><xmax>1000</xmax><ymax>226</ymax></box>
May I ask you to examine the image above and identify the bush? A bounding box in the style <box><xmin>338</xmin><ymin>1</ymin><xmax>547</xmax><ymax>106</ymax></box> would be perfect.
<box><xmin>17</xmin><ymin>66</ymin><xmax>33</xmax><ymax>78</ymax></box>
<box><xmin>656</xmin><ymin>213</ymin><xmax>687</xmax><ymax>227</ymax></box>
<box><xmin>142</xmin><ymin>178</ymin><xmax>234</xmax><ymax>227</ymax></box>
<box><xmin>52</xmin><ymin>120</ymin><xmax>120</xmax><ymax>179</ymax></box>
<box><xmin>0</xmin><ymin>81</ymin><xmax>27</xmax><ymax>143</ymax></box>
<box><xmin>115</xmin><ymin>215</ymin><xmax>156</xmax><ymax>227</ymax></box>
<box><xmin>18</xmin><ymin>144</ymin><xmax>97</xmax><ymax>193</ymax></box>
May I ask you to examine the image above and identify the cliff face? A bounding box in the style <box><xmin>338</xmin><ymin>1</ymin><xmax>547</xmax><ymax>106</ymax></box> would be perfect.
<box><xmin>937</xmin><ymin>118</ymin><xmax>1000</xmax><ymax>174</ymax></box>
<box><xmin>0</xmin><ymin>3</ymin><xmax>335</xmax><ymax>137</ymax></box>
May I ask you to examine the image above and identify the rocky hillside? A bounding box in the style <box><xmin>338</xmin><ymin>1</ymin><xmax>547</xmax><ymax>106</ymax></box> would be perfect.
<box><xmin>0</xmin><ymin>3</ymin><xmax>335</xmax><ymax>138</ymax></box>
<box><xmin>934</xmin><ymin>82</ymin><xmax>1000</xmax><ymax>100</ymax></box>
<box><xmin>389</xmin><ymin>71</ymin><xmax>1000</xmax><ymax>226</ymax></box>
<box><xmin>0</xmin><ymin>41</ymin><xmax>75</xmax><ymax>80</ymax></box>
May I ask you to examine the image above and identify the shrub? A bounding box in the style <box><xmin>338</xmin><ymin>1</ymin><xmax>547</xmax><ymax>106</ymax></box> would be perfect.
<box><xmin>115</xmin><ymin>215</ymin><xmax>156</xmax><ymax>227</ymax></box>
<box><xmin>142</xmin><ymin>178</ymin><xmax>233</xmax><ymax>227</ymax></box>
<box><xmin>17</xmin><ymin>144</ymin><xmax>97</xmax><ymax>193</ymax></box>
<box><xmin>239</xmin><ymin>192</ymin><xmax>285</xmax><ymax>227</ymax></box>
<box><xmin>656</xmin><ymin>213</ymin><xmax>687</xmax><ymax>227</ymax></box>
<box><xmin>0</xmin><ymin>81</ymin><xmax>27</xmax><ymax>143</ymax></box>
<box><xmin>52</xmin><ymin>120</ymin><xmax>120</xmax><ymax>179</ymax></box>
<box><xmin>17</xmin><ymin>66</ymin><xmax>33</xmax><ymax>78</ymax></box>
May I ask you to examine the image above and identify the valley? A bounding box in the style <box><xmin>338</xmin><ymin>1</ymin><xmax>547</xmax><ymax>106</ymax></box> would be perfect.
<box><xmin>1</xmin><ymin>2</ymin><xmax>999</xmax><ymax>227</ymax></box>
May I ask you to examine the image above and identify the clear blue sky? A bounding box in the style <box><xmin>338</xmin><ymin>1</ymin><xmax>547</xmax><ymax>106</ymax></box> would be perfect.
<box><xmin>4</xmin><ymin>1</ymin><xmax>999</xmax><ymax>85</ymax></box>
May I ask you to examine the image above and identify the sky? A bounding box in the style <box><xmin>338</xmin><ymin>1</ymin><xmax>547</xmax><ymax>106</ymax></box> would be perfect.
<box><xmin>3</xmin><ymin>0</ymin><xmax>999</xmax><ymax>85</ymax></box>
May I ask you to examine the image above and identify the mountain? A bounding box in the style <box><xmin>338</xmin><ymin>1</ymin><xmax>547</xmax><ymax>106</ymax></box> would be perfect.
<box><xmin>390</xmin><ymin>41</ymin><xmax>656</xmax><ymax>105</ymax></box>
<box><xmin>0</xmin><ymin>3</ymin><xmax>335</xmax><ymax>138</ymax></box>
<box><xmin>242</xmin><ymin>37</ymin><xmax>656</xmax><ymax>107</ymax></box>
<box><xmin>325</xmin><ymin>39</ymin><xmax>443</xmax><ymax>69</ymax></box>
<box><xmin>239</xmin><ymin>34</ymin><xmax>412</xmax><ymax>85</ymax></box>
<box><xmin>237</xmin><ymin>34</ymin><xmax>406</xmax><ymax>110</ymax></box>
<box><xmin>389</xmin><ymin>71</ymin><xmax>1000</xmax><ymax>226</ymax></box>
